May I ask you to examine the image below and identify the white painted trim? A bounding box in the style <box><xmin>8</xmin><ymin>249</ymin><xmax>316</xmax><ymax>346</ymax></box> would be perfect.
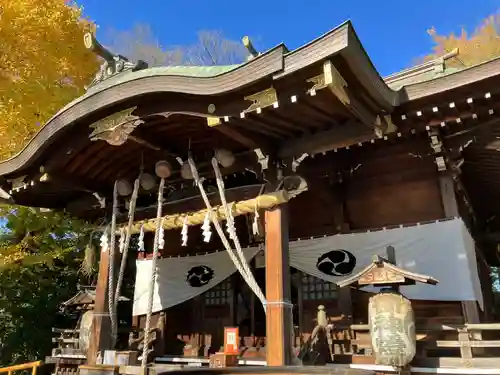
<box><xmin>348</xmin><ymin>364</ymin><xmax>500</xmax><ymax>374</ymax></box>
<box><xmin>51</xmin><ymin>354</ymin><xmax>86</xmax><ymax>359</ymax></box>
<box><xmin>155</xmin><ymin>356</ymin><xmax>266</xmax><ymax>366</ymax></box>
<box><xmin>156</xmin><ymin>357</ymin><xmax>500</xmax><ymax>374</ymax></box>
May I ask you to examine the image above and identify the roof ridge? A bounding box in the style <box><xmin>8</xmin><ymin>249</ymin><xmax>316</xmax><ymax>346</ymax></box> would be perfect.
<box><xmin>384</xmin><ymin>48</ymin><xmax>459</xmax><ymax>84</ymax></box>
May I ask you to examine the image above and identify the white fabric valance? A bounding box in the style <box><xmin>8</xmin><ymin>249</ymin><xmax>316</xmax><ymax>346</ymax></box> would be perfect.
<box><xmin>133</xmin><ymin>246</ymin><xmax>261</xmax><ymax>316</ymax></box>
<box><xmin>289</xmin><ymin>218</ymin><xmax>483</xmax><ymax>308</ymax></box>
<box><xmin>133</xmin><ymin>218</ymin><xmax>483</xmax><ymax>316</ymax></box>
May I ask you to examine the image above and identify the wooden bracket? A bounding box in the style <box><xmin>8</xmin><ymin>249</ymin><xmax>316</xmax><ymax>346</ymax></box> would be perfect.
<box><xmin>244</xmin><ymin>87</ymin><xmax>278</xmax><ymax>113</ymax></box>
<box><xmin>207</xmin><ymin>116</ymin><xmax>221</xmax><ymax>127</ymax></box>
<box><xmin>322</xmin><ymin>60</ymin><xmax>379</xmax><ymax>130</ymax></box>
<box><xmin>375</xmin><ymin>114</ymin><xmax>398</xmax><ymax>136</ymax></box>
<box><xmin>323</xmin><ymin>60</ymin><xmax>349</xmax><ymax>104</ymax></box>
<box><xmin>427</xmin><ymin>128</ymin><xmax>448</xmax><ymax>172</ymax></box>
<box><xmin>306</xmin><ymin>74</ymin><xmax>327</xmax><ymax>96</ymax></box>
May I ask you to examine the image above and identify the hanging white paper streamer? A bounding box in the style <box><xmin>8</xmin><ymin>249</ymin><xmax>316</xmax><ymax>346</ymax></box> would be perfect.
<box><xmin>118</xmin><ymin>228</ymin><xmax>126</xmax><ymax>254</ymax></box>
<box><xmin>138</xmin><ymin>225</ymin><xmax>145</xmax><ymax>252</ymax></box>
<box><xmin>201</xmin><ymin>212</ymin><xmax>212</xmax><ymax>243</ymax></box>
<box><xmin>158</xmin><ymin>219</ymin><xmax>165</xmax><ymax>250</ymax></box>
<box><xmin>100</xmin><ymin>229</ymin><xmax>109</xmax><ymax>253</ymax></box>
<box><xmin>181</xmin><ymin>216</ymin><xmax>188</xmax><ymax>247</ymax></box>
<box><xmin>252</xmin><ymin>210</ymin><xmax>260</xmax><ymax>236</ymax></box>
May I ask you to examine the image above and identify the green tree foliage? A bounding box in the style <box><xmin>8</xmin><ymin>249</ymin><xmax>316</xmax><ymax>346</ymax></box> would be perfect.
<box><xmin>0</xmin><ymin>206</ymin><xmax>91</xmax><ymax>365</ymax></box>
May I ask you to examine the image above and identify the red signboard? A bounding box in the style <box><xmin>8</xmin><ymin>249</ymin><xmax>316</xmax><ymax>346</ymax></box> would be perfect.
<box><xmin>223</xmin><ymin>327</ymin><xmax>239</xmax><ymax>355</ymax></box>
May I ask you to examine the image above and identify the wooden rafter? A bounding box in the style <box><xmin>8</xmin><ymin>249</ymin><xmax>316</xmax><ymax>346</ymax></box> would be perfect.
<box><xmin>278</xmin><ymin>121</ymin><xmax>373</xmax><ymax>158</ymax></box>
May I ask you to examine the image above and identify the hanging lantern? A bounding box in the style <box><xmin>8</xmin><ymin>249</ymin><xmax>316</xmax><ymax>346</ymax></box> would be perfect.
<box><xmin>117</xmin><ymin>179</ymin><xmax>132</xmax><ymax>196</ymax></box>
<box><xmin>155</xmin><ymin>160</ymin><xmax>172</xmax><ymax>179</ymax></box>
<box><xmin>214</xmin><ymin>148</ymin><xmax>235</xmax><ymax>168</ymax></box>
<box><xmin>368</xmin><ymin>290</ymin><xmax>416</xmax><ymax>367</ymax></box>
<box><xmin>140</xmin><ymin>173</ymin><xmax>156</xmax><ymax>191</ymax></box>
<box><xmin>181</xmin><ymin>162</ymin><xmax>194</xmax><ymax>180</ymax></box>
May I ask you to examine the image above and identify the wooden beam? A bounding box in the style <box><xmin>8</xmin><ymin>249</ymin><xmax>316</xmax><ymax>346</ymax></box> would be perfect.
<box><xmin>39</xmin><ymin>172</ymin><xmax>109</xmax><ymax>195</ymax></box>
<box><xmin>278</xmin><ymin>122</ymin><xmax>373</xmax><ymax>158</ymax></box>
<box><xmin>323</xmin><ymin>60</ymin><xmax>377</xmax><ymax>128</ymax></box>
<box><xmin>332</xmin><ymin>181</ymin><xmax>353</xmax><ymax>331</ymax></box>
<box><xmin>212</xmin><ymin>123</ymin><xmax>273</xmax><ymax>151</ymax></box>
<box><xmin>265</xmin><ymin>204</ymin><xmax>292</xmax><ymax>366</ymax></box>
<box><xmin>87</xmin><ymin>243</ymin><xmax>113</xmax><ymax>364</ymax></box>
<box><xmin>439</xmin><ymin>174</ymin><xmax>459</xmax><ymax>218</ymax></box>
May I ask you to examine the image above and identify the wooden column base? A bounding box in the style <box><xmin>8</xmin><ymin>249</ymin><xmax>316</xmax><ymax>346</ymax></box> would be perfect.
<box><xmin>266</xmin><ymin>302</ymin><xmax>293</xmax><ymax>366</ymax></box>
<box><xmin>209</xmin><ymin>353</ymin><xmax>238</xmax><ymax>368</ymax></box>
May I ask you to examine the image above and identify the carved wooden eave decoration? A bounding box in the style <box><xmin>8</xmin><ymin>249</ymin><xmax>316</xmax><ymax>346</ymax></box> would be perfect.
<box><xmin>89</xmin><ymin>107</ymin><xmax>143</xmax><ymax>146</ymax></box>
<box><xmin>337</xmin><ymin>255</ymin><xmax>439</xmax><ymax>289</ymax></box>
<box><xmin>243</xmin><ymin>87</ymin><xmax>279</xmax><ymax>114</ymax></box>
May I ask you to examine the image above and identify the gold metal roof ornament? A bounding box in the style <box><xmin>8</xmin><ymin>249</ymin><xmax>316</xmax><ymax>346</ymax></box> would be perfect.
<box><xmin>89</xmin><ymin>107</ymin><xmax>143</xmax><ymax>146</ymax></box>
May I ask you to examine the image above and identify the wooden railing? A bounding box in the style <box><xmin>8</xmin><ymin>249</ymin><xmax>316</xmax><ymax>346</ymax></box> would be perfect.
<box><xmin>0</xmin><ymin>361</ymin><xmax>42</xmax><ymax>375</ymax></box>
<box><xmin>330</xmin><ymin>323</ymin><xmax>500</xmax><ymax>368</ymax></box>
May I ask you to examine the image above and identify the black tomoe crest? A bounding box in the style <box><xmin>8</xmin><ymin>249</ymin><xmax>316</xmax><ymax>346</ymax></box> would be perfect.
<box><xmin>316</xmin><ymin>249</ymin><xmax>356</xmax><ymax>276</ymax></box>
<box><xmin>186</xmin><ymin>265</ymin><xmax>215</xmax><ymax>287</ymax></box>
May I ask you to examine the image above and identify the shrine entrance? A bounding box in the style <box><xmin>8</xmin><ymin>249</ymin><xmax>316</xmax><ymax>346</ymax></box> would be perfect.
<box><xmin>236</xmin><ymin>268</ymin><xmax>300</xmax><ymax>341</ymax></box>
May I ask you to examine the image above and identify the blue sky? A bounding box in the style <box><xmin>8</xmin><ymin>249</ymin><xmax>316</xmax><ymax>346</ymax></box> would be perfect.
<box><xmin>79</xmin><ymin>0</ymin><xmax>499</xmax><ymax>76</ymax></box>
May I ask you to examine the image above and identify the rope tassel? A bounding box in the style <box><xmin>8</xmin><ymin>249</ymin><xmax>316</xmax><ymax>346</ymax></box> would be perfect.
<box><xmin>252</xmin><ymin>209</ymin><xmax>260</xmax><ymax>236</ymax></box>
<box><xmin>108</xmin><ymin>181</ymin><xmax>119</xmax><ymax>347</ymax></box>
<box><xmin>187</xmin><ymin>157</ymin><xmax>267</xmax><ymax>311</ymax></box>
<box><xmin>141</xmin><ymin>178</ymin><xmax>166</xmax><ymax>370</ymax></box>
<box><xmin>114</xmin><ymin>175</ymin><xmax>141</xmax><ymax>347</ymax></box>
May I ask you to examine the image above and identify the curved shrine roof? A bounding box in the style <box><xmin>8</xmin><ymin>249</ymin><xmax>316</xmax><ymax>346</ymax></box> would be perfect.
<box><xmin>2</xmin><ymin>20</ymin><xmax>500</xmax><ymax>224</ymax></box>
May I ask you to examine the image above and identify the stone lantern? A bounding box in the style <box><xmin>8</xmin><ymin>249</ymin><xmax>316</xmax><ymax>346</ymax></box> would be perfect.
<box><xmin>337</xmin><ymin>247</ymin><xmax>438</xmax><ymax>369</ymax></box>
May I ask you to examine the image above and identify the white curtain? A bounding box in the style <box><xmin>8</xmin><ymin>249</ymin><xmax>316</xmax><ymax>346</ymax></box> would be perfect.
<box><xmin>289</xmin><ymin>218</ymin><xmax>483</xmax><ymax>308</ymax></box>
<box><xmin>133</xmin><ymin>247</ymin><xmax>261</xmax><ymax>316</ymax></box>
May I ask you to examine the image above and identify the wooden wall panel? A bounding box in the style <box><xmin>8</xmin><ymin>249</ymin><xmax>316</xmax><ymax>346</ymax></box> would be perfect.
<box><xmin>289</xmin><ymin>177</ymin><xmax>337</xmax><ymax>239</ymax></box>
<box><xmin>350</xmin><ymin>290</ymin><xmax>464</xmax><ymax>325</ymax></box>
<box><xmin>346</xmin><ymin>177</ymin><xmax>444</xmax><ymax>230</ymax></box>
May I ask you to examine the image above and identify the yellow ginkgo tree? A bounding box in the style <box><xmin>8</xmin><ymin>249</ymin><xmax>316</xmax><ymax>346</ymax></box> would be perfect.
<box><xmin>0</xmin><ymin>0</ymin><xmax>99</xmax><ymax>161</ymax></box>
<box><xmin>0</xmin><ymin>0</ymin><xmax>101</xmax><ymax>270</ymax></box>
<box><xmin>425</xmin><ymin>14</ymin><xmax>500</xmax><ymax>68</ymax></box>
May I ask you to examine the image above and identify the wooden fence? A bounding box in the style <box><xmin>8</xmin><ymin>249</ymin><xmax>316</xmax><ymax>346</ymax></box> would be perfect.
<box><xmin>329</xmin><ymin>322</ymin><xmax>500</xmax><ymax>368</ymax></box>
<box><xmin>0</xmin><ymin>361</ymin><xmax>42</xmax><ymax>375</ymax></box>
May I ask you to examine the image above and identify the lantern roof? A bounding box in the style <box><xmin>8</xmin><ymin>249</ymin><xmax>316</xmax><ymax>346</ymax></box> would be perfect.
<box><xmin>61</xmin><ymin>286</ymin><xmax>129</xmax><ymax>310</ymax></box>
<box><xmin>337</xmin><ymin>255</ymin><xmax>439</xmax><ymax>289</ymax></box>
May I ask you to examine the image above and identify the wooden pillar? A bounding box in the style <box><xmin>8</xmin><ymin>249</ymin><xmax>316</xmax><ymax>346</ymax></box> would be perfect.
<box><xmin>333</xmin><ymin>180</ymin><xmax>353</xmax><ymax>325</ymax></box>
<box><xmin>439</xmin><ymin>173</ymin><xmax>481</xmax><ymax>324</ymax></box>
<box><xmin>265</xmin><ymin>205</ymin><xmax>292</xmax><ymax>366</ymax></box>
<box><xmin>87</xmin><ymin>246</ymin><xmax>112</xmax><ymax>364</ymax></box>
